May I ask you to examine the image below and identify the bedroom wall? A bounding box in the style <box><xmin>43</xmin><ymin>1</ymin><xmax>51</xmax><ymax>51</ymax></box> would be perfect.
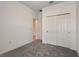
<box><xmin>37</xmin><ymin>12</ymin><xmax>42</xmax><ymax>40</ymax></box>
<box><xmin>77</xmin><ymin>1</ymin><xmax>79</xmax><ymax>55</ymax></box>
<box><xmin>0</xmin><ymin>1</ymin><xmax>36</xmax><ymax>55</ymax></box>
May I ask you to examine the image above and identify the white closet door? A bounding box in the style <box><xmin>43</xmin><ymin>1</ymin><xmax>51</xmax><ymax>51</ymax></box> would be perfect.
<box><xmin>56</xmin><ymin>14</ymin><xmax>71</xmax><ymax>48</ymax></box>
<box><xmin>46</xmin><ymin>13</ymin><xmax>72</xmax><ymax>48</ymax></box>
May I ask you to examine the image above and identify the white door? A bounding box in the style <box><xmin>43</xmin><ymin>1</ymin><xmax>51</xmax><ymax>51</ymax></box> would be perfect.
<box><xmin>56</xmin><ymin>14</ymin><xmax>71</xmax><ymax>48</ymax></box>
<box><xmin>46</xmin><ymin>16</ymin><xmax>57</xmax><ymax>45</ymax></box>
<box><xmin>46</xmin><ymin>13</ymin><xmax>71</xmax><ymax>48</ymax></box>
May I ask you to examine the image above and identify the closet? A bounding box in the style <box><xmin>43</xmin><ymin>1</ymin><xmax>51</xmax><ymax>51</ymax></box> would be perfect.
<box><xmin>42</xmin><ymin>2</ymin><xmax>76</xmax><ymax>50</ymax></box>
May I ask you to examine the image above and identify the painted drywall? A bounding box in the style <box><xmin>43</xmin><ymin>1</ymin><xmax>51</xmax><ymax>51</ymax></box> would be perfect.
<box><xmin>0</xmin><ymin>1</ymin><xmax>35</xmax><ymax>55</ymax></box>
<box><xmin>77</xmin><ymin>2</ymin><xmax>79</xmax><ymax>55</ymax></box>
<box><xmin>37</xmin><ymin>12</ymin><xmax>42</xmax><ymax>40</ymax></box>
<box><xmin>42</xmin><ymin>1</ymin><xmax>76</xmax><ymax>50</ymax></box>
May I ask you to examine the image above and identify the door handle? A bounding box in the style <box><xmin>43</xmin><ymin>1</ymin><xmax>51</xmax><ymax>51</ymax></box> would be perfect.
<box><xmin>46</xmin><ymin>30</ymin><xmax>48</xmax><ymax>32</ymax></box>
<box><xmin>67</xmin><ymin>32</ymin><xmax>71</xmax><ymax>34</ymax></box>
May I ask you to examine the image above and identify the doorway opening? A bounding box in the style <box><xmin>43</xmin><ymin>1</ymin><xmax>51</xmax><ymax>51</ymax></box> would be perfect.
<box><xmin>32</xmin><ymin>18</ymin><xmax>38</xmax><ymax>41</ymax></box>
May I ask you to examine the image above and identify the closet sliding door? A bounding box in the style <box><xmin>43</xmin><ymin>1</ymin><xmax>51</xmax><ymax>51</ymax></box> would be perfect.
<box><xmin>56</xmin><ymin>13</ymin><xmax>71</xmax><ymax>48</ymax></box>
<box><xmin>46</xmin><ymin>13</ymin><xmax>72</xmax><ymax>48</ymax></box>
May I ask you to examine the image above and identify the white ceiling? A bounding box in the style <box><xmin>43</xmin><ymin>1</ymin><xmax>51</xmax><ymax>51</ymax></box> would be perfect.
<box><xmin>20</xmin><ymin>1</ymin><xmax>63</xmax><ymax>12</ymax></box>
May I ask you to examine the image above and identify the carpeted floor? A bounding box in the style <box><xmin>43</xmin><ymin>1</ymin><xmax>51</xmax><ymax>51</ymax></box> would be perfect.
<box><xmin>0</xmin><ymin>40</ymin><xmax>78</xmax><ymax>57</ymax></box>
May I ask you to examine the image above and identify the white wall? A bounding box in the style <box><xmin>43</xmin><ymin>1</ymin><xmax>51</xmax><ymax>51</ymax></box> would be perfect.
<box><xmin>77</xmin><ymin>2</ymin><xmax>79</xmax><ymax>55</ymax></box>
<box><xmin>42</xmin><ymin>2</ymin><xmax>77</xmax><ymax>50</ymax></box>
<box><xmin>0</xmin><ymin>1</ymin><xmax>35</xmax><ymax>55</ymax></box>
<box><xmin>37</xmin><ymin>12</ymin><xmax>42</xmax><ymax>40</ymax></box>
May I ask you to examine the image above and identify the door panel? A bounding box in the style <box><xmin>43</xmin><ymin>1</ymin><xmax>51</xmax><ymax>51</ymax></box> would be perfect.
<box><xmin>46</xmin><ymin>16</ymin><xmax>57</xmax><ymax>45</ymax></box>
<box><xmin>56</xmin><ymin>14</ymin><xmax>71</xmax><ymax>48</ymax></box>
<box><xmin>46</xmin><ymin>13</ymin><xmax>71</xmax><ymax>48</ymax></box>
